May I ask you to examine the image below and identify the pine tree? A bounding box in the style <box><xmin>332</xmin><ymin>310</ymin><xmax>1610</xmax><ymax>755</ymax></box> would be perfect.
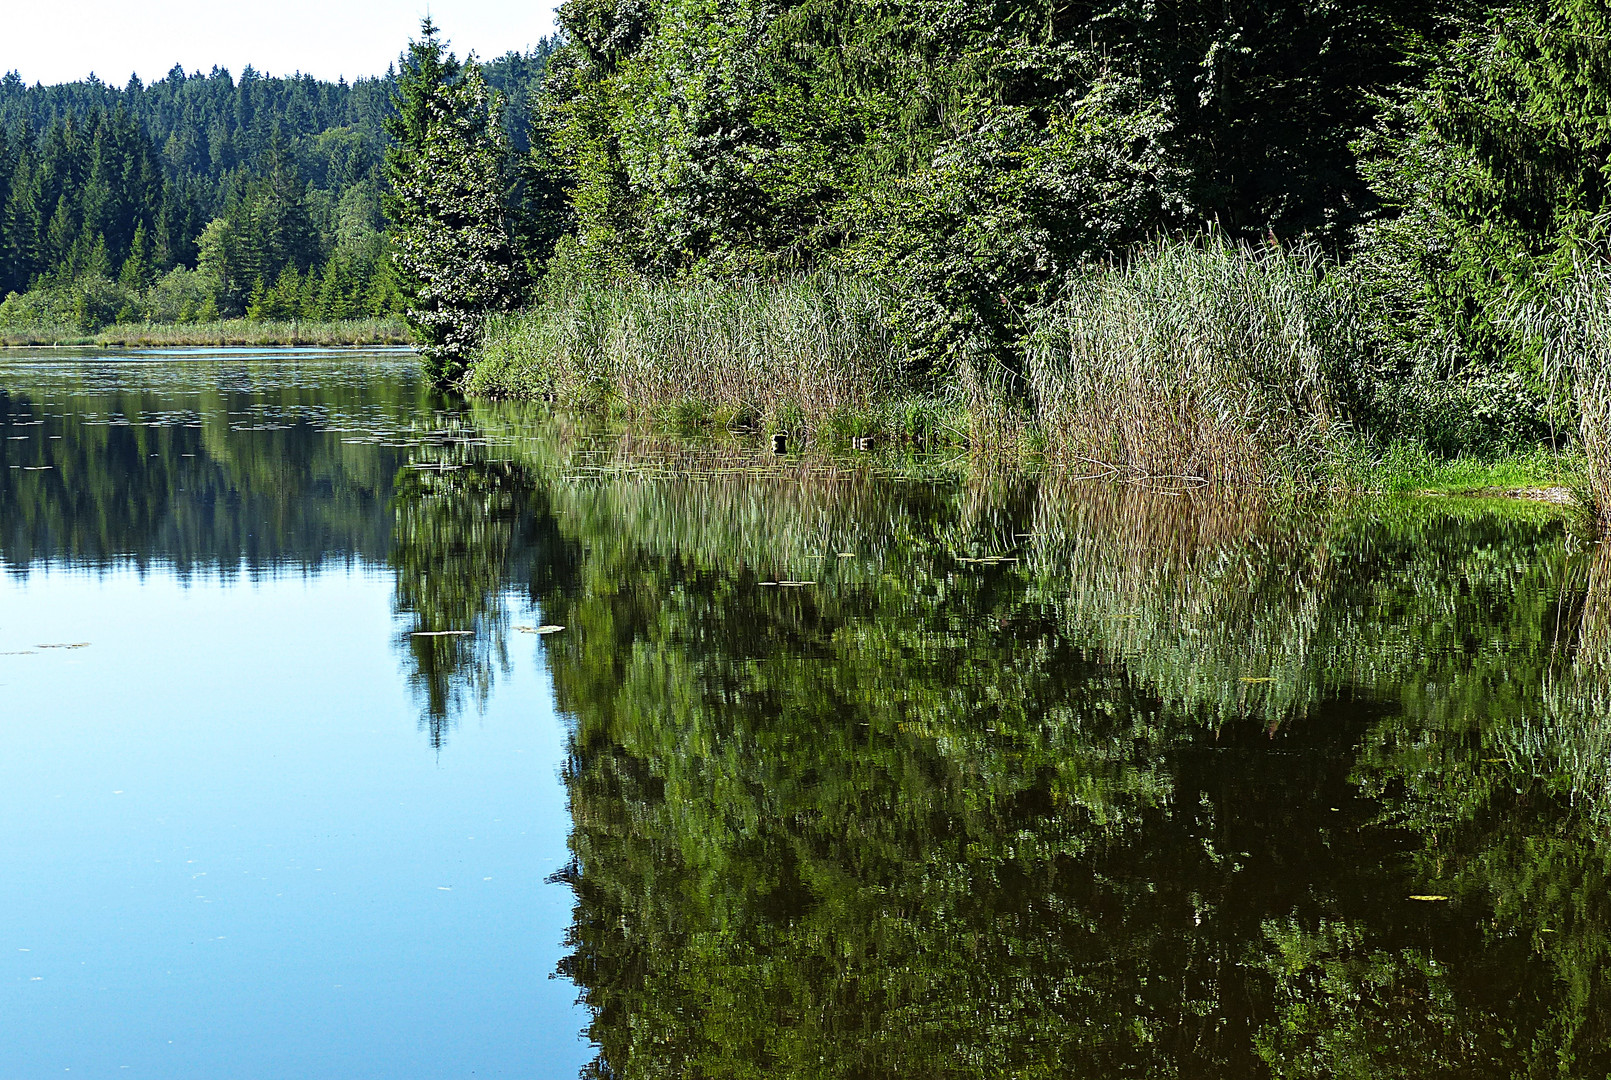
<box><xmin>0</xmin><ymin>130</ymin><xmax>43</xmax><ymax>294</ymax></box>
<box><xmin>365</xmin><ymin>253</ymin><xmax>403</xmax><ymax>316</ymax></box>
<box><xmin>45</xmin><ymin>195</ymin><xmax>77</xmax><ymax>276</ymax></box>
<box><xmin>269</xmin><ymin>263</ymin><xmax>302</xmax><ymax>320</ymax></box>
<box><xmin>314</xmin><ymin>257</ymin><xmax>344</xmax><ymax>319</ymax></box>
<box><xmin>0</xmin><ymin>126</ymin><xmax>9</xmax><ymax>290</ymax></box>
<box><xmin>297</xmin><ymin>264</ymin><xmax>318</xmax><ymax>319</ymax></box>
<box><xmin>84</xmin><ymin>234</ymin><xmax>113</xmax><ymax>280</ymax></box>
<box><xmin>245</xmin><ymin>277</ymin><xmax>268</xmax><ymax>320</ymax></box>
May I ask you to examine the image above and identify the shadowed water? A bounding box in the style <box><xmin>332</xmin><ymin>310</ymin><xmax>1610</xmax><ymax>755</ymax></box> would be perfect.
<box><xmin>3</xmin><ymin>348</ymin><xmax>1609</xmax><ymax>1078</ymax></box>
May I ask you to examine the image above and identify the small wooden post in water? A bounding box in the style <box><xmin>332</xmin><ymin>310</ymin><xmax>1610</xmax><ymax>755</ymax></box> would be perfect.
<box><xmin>771</xmin><ymin>433</ymin><xmax>788</xmax><ymax>454</ymax></box>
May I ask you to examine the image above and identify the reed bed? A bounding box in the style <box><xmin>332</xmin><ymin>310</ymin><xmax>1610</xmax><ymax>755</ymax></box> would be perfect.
<box><xmin>1510</xmin><ymin>267</ymin><xmax>1611</xmax><ymax>534</ymax></box>
<box><xmin>1025</xmin><ymin>237</ymin><xmax>1359</xmax><ymax>484</ymax></box>
<box><xmin>0</xmin><ymin>317</ymin><xmax>409</xmax><ymax>348</ymax></box>
<box><xmin>469</xmin><ymin>276</ymin><xmax>921</xmax><ymax>435</ymax></box>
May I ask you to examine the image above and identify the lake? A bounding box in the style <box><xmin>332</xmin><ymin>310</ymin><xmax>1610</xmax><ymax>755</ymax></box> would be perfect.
<box><xmin>2</xmin><ymin>348</ymin><xmax>1608</xmax><ymax>1077</ymax></box>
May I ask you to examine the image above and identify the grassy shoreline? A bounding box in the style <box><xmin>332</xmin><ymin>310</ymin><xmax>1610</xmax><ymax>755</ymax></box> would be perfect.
<box><xmin>466</xmin><ymin>259</ymin><xmax>1598</xmax><ymax>523</ymax></box>
<box><xmin>1</xmin><ymin>317</ymin><xmax>411</xmax><ymax>348</ymax></box>
<box><xmin>469</xmin><ymin>242</ymin><xmax>1359</xmax><ymax>483</ymax></box>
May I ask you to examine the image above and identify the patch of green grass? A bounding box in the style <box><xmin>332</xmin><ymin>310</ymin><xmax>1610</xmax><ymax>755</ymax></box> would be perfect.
<box><xmin>1346</xmin><ymin>441</ymin><xmax>1584</xmax><ymax>495</ymax></box>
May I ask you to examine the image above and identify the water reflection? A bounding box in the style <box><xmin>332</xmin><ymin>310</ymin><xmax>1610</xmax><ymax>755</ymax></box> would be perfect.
<box><xmin>7</xmin><ymin>352</ymin><xmax>1611</xmax><ymax>1073</ymax></box>
<box><xmin>0</xmin><ymin>351</ymin><xmax>545</xmax><ymax>743</ymax></box>
<box><xmin>0</xmin><ymin>352</ymin><xmax>427</xmax><ymax>573</ymax></box>
<box><xmin>0</xmin><ymin>351</ymin><xmax>588</xmax><ymax>1078</ymax></box>
<box><xmin>466</xmin><ymin>436</ymin><xmax>1608</xmax><ymax>1076</ymax></box>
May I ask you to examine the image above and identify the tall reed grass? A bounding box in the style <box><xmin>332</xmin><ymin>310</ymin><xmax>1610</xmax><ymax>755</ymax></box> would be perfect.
<box><xmin>1025</xmin><ymin>237</ymin><xmax>1360</xmax><ymax>484</ymax></box>
<box><xmin>470</xmin><ymin>276</ymin><xmax>924</xmax><ymax>436</ymax></box>
<box><xmin>1510</xmin><ymin>266</ymin><xmax>1611</xmax><ymax>534</ymax></box>
<box><xmin>471</xmin><ymin>239</ymin><xmax>1376</xmax><ymax>476</ymax></box>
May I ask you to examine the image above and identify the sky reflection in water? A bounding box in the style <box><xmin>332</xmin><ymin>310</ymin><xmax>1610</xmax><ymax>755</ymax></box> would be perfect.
<box><xmin>0</xmin><ymin>351</ymin><xmax>585</xmax><ymax>1078</ymax></box>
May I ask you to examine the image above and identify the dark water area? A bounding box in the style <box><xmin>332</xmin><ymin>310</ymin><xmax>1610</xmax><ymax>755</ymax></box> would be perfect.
<box><xmin>3</xmin><ymin>349</ymin><xmax>1611</xmax><ymax>1078</ymax></box>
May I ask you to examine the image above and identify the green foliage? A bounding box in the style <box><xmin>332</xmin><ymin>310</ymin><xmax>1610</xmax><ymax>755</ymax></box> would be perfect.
<box><xmin>1349</xmin><ymin>1</ymin><xmax>1611</xmax><ymax>451</ymax></box>
<box><xmin>195</xmin><ymin>143</ymin><xmax>318</xmax><ymax>309</ymax></box>
<box><xmin>534</xmin><ymin>0</ymin><xmax>1465</xmax><ymax>369</ymax></box>
<box><xmin>0</xmin><ymin>107</ymin><xmax>167</xmax><ymax>294</ymax></box>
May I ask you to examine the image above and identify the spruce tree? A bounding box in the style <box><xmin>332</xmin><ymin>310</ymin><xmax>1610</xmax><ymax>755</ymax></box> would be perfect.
<box><xmin>245</xmin><ymin>277</ymin><xmax>268</xmax><ymax>321</ymax></box>
<box><xmin>385</xmin><ymin>18</ymin><xmax>525</xmax><ymax>386</ymax></box>
<box><xmin>314</xmin><ymin>257</ymin><xmax>344</xmax><ymax>319</ymax></box>
<box><xmin>84</xmin><ymin>234</ymin><xmax>113</xmax><ymax>280</ymax></box>
<box><xmin>0</xmin><ymin>127</ymin><xmax>9</xmax><ymax>290</ymax></box>
<box><xmin>119</xmin><ymin>221</ymin><xmax>152</xmax><ymax>288</ymax></box>
<box><xmin>2</xmin><ymin>125</ymin><xmax>43</xmax><ymax>294</ymax></box>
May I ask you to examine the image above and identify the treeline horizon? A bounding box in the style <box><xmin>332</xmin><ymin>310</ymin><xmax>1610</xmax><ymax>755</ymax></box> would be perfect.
<box><xmin>0</xmin><ymin>43</ymin><xmax>557</xmax><ymax>328</ymax></box>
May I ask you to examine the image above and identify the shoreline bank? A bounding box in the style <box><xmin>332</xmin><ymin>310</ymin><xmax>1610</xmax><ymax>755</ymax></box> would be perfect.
<box><xmin>1</xmin><ymin>317</ymin><xmax>411</xmax><ymax>349</ymax></box>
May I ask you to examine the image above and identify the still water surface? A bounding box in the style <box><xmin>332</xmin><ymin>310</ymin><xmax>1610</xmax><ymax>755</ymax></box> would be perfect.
<box><xmin>3</xmin><ymin>348</ymin><xmax>1610</xmax><ymax>1077</ymax></box>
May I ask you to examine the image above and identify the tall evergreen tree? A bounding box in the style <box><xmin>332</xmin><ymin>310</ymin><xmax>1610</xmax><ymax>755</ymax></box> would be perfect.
<box><xmin>385</xmin><ymin>18</ymin><xmax>525</xmax><ymax>385</ymax></box>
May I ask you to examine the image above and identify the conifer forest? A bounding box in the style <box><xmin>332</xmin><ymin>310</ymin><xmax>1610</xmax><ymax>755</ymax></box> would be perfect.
<box><xmin>0</xmin><ymin>47</ymin><xmax>553</xmax><ymax>329</ymax></box>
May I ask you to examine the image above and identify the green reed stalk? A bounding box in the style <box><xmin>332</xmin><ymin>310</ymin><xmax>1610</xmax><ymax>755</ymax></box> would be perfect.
<box><xmin>471</xmin><ymin>275</ymin><xmax>919</xmax><ymax>434</ymax></box>
<box><xmin>1024</xmin><ymin>235</ymin><xmax>1359</xmax><ymax>484</ymax></box>
<box><xmin>1508</xmin><ymin>266</ymin><xmax>1611</xmax><ymax>534</ymax></box>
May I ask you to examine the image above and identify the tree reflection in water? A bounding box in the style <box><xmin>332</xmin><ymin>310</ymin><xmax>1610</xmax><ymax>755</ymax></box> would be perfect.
<box><xmin>394</xmin><ymin>421</ymin><xmax>1610</xmax><ymax>1078</ymax></box>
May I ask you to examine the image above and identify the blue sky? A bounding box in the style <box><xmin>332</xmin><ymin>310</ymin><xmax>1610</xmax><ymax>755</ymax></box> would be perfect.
<box><xmin>6</xmin><ymin>1</ymin><xmax>560</xmax><ymax>86</ymax></box>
